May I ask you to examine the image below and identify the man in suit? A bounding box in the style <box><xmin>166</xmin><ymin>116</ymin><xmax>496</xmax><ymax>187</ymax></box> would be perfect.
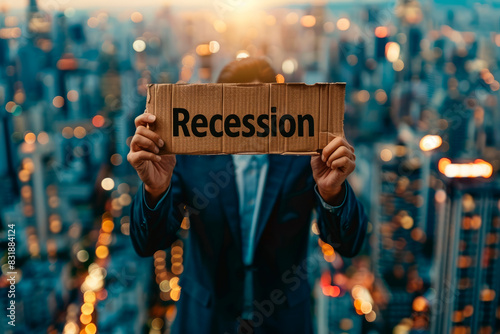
<box><xmin>128</xmin><ymin>58</ymin><xmax>367</xmax><ymax>333</ymax></box>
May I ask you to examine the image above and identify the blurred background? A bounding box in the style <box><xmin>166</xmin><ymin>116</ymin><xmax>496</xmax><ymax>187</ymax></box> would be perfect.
<box><xmin>0</xmin><ymin>0</ymin><xmax>500</xmax><ymax>333</ymax></box>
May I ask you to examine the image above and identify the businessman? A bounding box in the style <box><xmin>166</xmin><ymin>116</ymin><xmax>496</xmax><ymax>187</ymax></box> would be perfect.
<box><xmin>128</xmin><ymin>58</ymin><xmax>367</xmax><ymax>333</ymax></box>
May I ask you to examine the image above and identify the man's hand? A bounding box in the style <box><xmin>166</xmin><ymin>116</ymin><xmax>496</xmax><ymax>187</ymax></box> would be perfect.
<box><xmin>311</xmin><ymin>136</ymin><xmax>356</xmax><ymax>206</ymax></box>
<box><xmin>127</xmin><ymin>112</ymin><xmax>176</xmax><ymax>206</ymax></box>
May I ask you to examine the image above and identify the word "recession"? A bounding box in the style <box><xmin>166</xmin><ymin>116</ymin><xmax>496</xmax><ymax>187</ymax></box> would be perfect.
<box><xmin>173</xmin><ymin>107</ymin><xmax>314</xmax><ymax>138</ymax></box>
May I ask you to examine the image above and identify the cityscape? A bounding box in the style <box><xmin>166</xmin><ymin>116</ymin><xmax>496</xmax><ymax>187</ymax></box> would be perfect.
<box><xmin>0</xmin><ymin>0</ymin><xmax>500</xmax><ymax>333</ymax></box>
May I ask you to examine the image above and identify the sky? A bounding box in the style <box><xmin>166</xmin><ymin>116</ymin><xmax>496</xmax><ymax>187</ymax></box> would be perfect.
<box><xmin>0</xmin><ymin>0</ymin><xmax>375</xmax><ymax>11</ymax></box>
<box><xmin>0</xmin><ymin>0</ymin><xmax>285</xmax><ymax>9</ymax></box>
<box><xmin>2</xmin><ymin>0</ymin><xmax>176</xmax><ymax>9</ymax></box>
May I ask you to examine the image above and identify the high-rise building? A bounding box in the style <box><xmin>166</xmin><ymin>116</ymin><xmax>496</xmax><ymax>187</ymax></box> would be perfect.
<box><xmin>431</xmin><ymin>177</ymin><xmax>500</xmax><ymax>334</ymax></box>
<box><xmin>372</xmin><ymin>142</ymin><xmax>433</xmax><ymax>331</ymax></box>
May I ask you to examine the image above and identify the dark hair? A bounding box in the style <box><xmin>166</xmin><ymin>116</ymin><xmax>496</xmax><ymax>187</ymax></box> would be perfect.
<box><xmin>217</xmin><ymin>57</ymin><xmax>277</xmax><ymax>83</ymax></box>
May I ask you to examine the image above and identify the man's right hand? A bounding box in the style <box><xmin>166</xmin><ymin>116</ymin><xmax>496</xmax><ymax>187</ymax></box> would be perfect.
<box><xmin>127</xmin><ymin>112</ymin><xmax>176</xmax><ymax>207</ymax></box>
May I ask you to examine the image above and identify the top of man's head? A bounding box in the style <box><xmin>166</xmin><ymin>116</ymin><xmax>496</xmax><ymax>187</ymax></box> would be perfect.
<box><xmin>217</xmin><ymin>57</ymin><xmax>277</xmax><ymax>84</ymax></box>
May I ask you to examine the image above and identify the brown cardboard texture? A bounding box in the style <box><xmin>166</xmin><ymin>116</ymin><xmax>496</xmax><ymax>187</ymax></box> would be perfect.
<box><xmin>146</xmin><ymin>83</ymin><xmax>345</xmax><ymax>155</ymax></box>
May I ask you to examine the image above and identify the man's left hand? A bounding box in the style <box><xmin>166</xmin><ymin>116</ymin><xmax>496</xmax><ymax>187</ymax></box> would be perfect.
<box><xmin>311</xmin><ymin>136</ymin><xmax>356</xmax><ymax>206</ymax></box>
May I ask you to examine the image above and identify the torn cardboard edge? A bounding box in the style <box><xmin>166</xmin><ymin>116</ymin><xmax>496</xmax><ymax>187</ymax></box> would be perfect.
<box><xmin>146</xmin><ymin>82</ymin><xmax>345</xmax><ymax>155</ymax></box>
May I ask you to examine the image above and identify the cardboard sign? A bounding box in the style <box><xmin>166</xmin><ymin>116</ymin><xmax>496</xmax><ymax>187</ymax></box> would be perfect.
<box><xmin>145</xmin><ymin>83</ymin><xmax>345</xmax><ymax>155</ymax></box>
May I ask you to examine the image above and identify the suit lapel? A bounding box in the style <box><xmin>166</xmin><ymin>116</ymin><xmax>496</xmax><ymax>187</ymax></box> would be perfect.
<box><xmin>209</xmin><ymin>155</ymin><xmax>293</xmax><ymax>258</ymax></box>
<box><xmin>253</xmin><ymin>155</ymin><xmax>293</xmax><ymax>248</ymax></box>
<box><xmin>211</xmin><ymin>155</ymin><xmax>242</xmax><ymax>250</ymax></box>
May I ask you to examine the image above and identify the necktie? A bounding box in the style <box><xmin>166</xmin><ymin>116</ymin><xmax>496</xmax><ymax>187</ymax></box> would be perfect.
<box><xmin>240</xmin><ymin>156</ymin><xmax>260</xmax><ymax>263</ymax></box>
<box><xmin>240</xmin><ymin>155</ymin><xmax>262</xmax><ymax>320</ymax></box>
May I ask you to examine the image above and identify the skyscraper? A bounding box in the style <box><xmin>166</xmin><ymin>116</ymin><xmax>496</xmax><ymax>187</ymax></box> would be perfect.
<box><xmin>372</xmin><ymin>142</ymin><xmax>432</xmax><ymax>331</ymax></box>
<box><xmin>432</xmin><ymin>177</ymin><xmax>500</xmax><ymax>334</ymax></box>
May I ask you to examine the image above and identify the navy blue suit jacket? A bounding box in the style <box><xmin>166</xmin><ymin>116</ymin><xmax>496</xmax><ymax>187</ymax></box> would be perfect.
<box><xmin>130</xmin><ymin>155</ymin><xmax>367</xmax><ymax>333</ymax></box>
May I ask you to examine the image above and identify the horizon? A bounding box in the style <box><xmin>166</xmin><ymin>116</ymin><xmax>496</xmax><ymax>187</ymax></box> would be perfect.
<box><xmin>0</xmin><ymin>0</ymin><xmax>391</xmax><ymax>11</ymax></box>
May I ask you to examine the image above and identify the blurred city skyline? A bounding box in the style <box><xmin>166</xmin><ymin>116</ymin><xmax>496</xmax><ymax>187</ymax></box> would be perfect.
<box><xmin>0</xmin><ymin>0</ymin><xmax>487</xmax><ymax>11</ymax></box>
<box><xmin>0</xmin><ymin>0</ymin><xmax>380</xmax><ymax>11</ymax></box>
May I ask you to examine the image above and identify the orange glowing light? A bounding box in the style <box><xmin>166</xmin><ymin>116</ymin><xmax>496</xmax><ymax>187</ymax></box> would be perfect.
<box><xmin>74</xmin><ymin>126</ymin><xmax>86</xmax><ymax>139</ymax></box>
<box><xmin>5</xmin><ymin>101</ymin><xmax>16</xmax><ymax>113</ymax></box>
<box><xmin>321</xmin><ymin>243</ymin><xmax>335</xmax><ymax>256</ymax></box>
<box><xmin>385</xmin><ymin>42</ymin><xmax>400</xmax><ymax>62</ymax></box>
<box><xmin>480</xmin><ymin>289</ymin><xmax>496</xmax><ymax>302</ymax></box>
<box><xmin>337</xmin><ymin>18</ymin><xmax>350</xmax><ymax>31</ymax></box>
<box><xmin>413</xmin><ymin>296</ymin><xmax>428</xmax><ymax>312</ymax></box>
<box><xmin>53</xmin><ymin>96</ymin><xmax>64</xmax><ymax>108</ymax></box>
<box><xmin>320</xmin><ymin>271</ymin><xmax>331</xmax><ymax>287</ymax></box>
<box><xmin>130</xmin><ymin>12</ymin><xmax>143</xmax><ymax>23</ymax></box>
<box><xmin>80</xmin><ymin>314</ymin><xmax>92</xmax><ymax>325</ymax></box>
<box><xmin>483</xmin><ymin>72</ymin><xmax>494</xmax><ymax>85</ymax></box>
<box><xmin>84</xmin><ymin>291</ymin><xmax>96</xmax><ymax>303</ymax></box>
<box><xmin>85</xmin><ymin>323</ymin><xmax>97</xmax><ymax>334</ymax></box>
<box><xmin>322</xmin><ymin>285</ymin><xmax>340</xmax><ymax>297</ymax></box>
<box><xmin>471</xmin><ymin>215</ymin><xmax>481</xmax><ymax>229</ymax></box>
<box><xmin>170</xmin><ymin>287</ymin><xmax>181</xmax><ymax>301</ymax></box>
<box><xmin>300</xmin><ymin>15</ymin><xmax>316</xmax><ymax>28</ymax></box>
<box><xmin>438</xmin><ymin>158</ymin><xmax>451</xmax><ymax>174</ymax></box>
<box><xmin>57</xmin><ymin>57</ymin><xmax>78</xmax><ymax>70</ymax></box>
<box><xmin>360</xmin><ymin>301</ymin><xmax>373</xmax><ymax>314</ymax></box>
<box><xmin>380</xmin><ymin>148</ymin><xmax>393</xmax><ymax>162</ymax></box>
<box><xmin>354</xmin><ymin>299</ymin><xmax>362</xmax><ymax>310</ymax></box>
<box><xmin>92</xmin><ymin>115</ymin><xmax>105</xmax><ymax>128</ymax></box>
<box><xmin>14</xmin><ymin>90</ymin><xmax>25</xmax><ymax>104</ymax></box>
<box><xmin>463</xmin><ymin>305</ymin><xmax>474</xmax><ymax>317</ymax></box>
<box><xmin>439</xmin><ymin>158</ymin><xmax>493</xmax><ymax>178</ymax></box>
<box><xmin>196</xmin><ymin>44</ymin><xmax>211</xmax><ymax>57</ymax></box>
<box><xmin>374</xmin><ymin>26</ymin><xmax>388</xmax><ymax>38</ymax></box>
<box><xmin>169</xmin><ymin>277</ymin><xmax>180</xmax><ymax>289</ymax></box>
<box><xmin>95</xmin><ymin>245</ymin><xmax>109</xmax><ymax>259</ymax></box>
<box><xmin>419</xmin><ymin>135</ymin><xmax>442</xmax><ymax>151</ymax></box>
<box><xmin>102</xmin><ymin>219</ymin><xmax>114</xmax><ymax>233</ymax></box>
<box><xmin>171</xmin><ymin>263</ymin><xmax>184</xmax><ymax>275</ymax></box>
<box><xmin>19</xmin><ymin>169</ymin><xmax>30</xmax><ymax>182</ymax></box>
<box><xmin>24</xmin><ymin>132</ymin><xmax>36</xmax><ymax>144</ymax></box>
<box><xmin>81</xmin><ymin>303</ymin><xmax>94</xmax><ymax>315</ymax></box>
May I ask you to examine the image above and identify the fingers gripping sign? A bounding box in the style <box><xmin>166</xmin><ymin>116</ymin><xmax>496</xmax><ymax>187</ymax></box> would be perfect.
<box><xmin>128</xmin><ymin>111</ymin><xmax>176</xmax><ymax>206</ymax></box>
<box><xmin>311</xmin><ymin>136</ymin><xmax>356</xmax><ymax>206</ymax></box>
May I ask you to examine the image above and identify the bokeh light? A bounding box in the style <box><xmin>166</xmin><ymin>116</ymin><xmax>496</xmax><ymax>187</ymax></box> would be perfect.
<box><xmin>133</xmin><ymin>39</ymin><xmax>146</xmax><ymax>52</ymax></box>
<box><xmin>101</xmin><ymin>178</ymin><xmax>115</xmax><ymax>191</ymax></box>
<box><xmin>336</xmin><ymin>18</ymin><xmax>350</xmax><ymax>31</ymax></box>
